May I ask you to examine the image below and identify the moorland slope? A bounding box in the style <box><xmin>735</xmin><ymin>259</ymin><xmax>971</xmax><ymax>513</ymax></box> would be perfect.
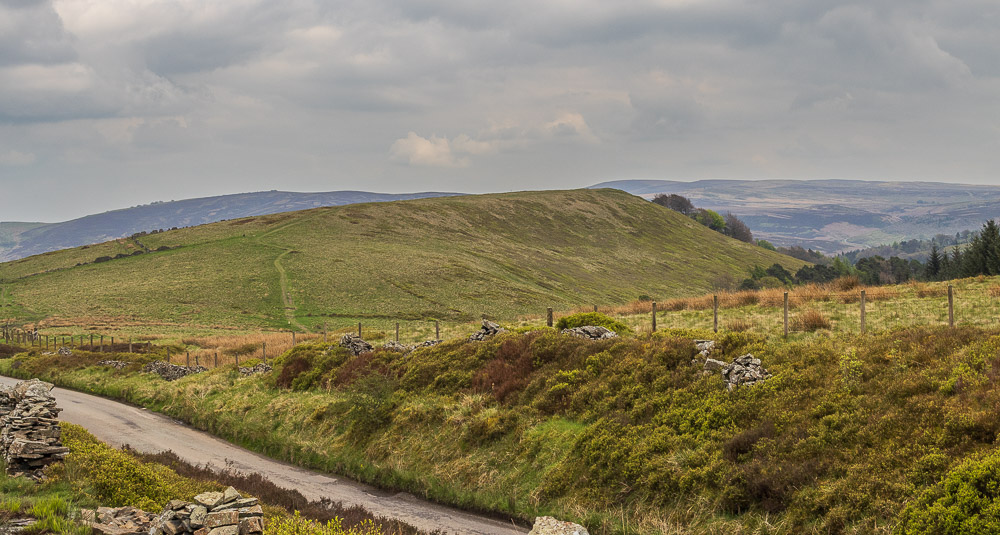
<box><xmin>0</xmin><ymin>189</ymin><xmax>804</xmax><ymax>331</ymax></box>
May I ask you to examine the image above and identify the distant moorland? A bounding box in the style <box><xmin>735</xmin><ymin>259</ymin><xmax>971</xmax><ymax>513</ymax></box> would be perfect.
<box><xmin>595</xmin><ymin>179</ymin><xmax>1000</xmax><ymax>254</ymax></box>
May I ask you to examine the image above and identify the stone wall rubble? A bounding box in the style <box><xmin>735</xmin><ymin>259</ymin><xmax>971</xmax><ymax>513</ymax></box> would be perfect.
<box><xmin>0</xmin><ymin>379</ymin><xmax>69</xmax><ymax>479</ymax></box>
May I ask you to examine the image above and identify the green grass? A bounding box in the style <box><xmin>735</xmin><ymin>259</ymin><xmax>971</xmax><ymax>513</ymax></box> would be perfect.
<box><xmin>0</xmin><ymin>189</ymin><xmax>805</xmax><ymax>333</ymax></box>
<box><xmin>10</xmin><ymin>321</ymin><xmax>1000</xmax><ymax>534</ymax></box>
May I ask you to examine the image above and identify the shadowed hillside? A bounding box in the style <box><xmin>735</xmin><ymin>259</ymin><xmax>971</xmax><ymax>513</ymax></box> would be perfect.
<box><xmin>0</xmin><ymin>189</ymin><xmax>805</xmax><ymax>330</ymax></box>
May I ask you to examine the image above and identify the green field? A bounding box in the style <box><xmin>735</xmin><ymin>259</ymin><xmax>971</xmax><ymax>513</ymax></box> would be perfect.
<box><xmin>0</xmin><ymin>189</ymin><xmax>804</xmax><ymax>335</ymax></box>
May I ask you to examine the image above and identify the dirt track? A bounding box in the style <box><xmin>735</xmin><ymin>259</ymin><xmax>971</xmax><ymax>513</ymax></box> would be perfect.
<box><xmin>0</xmin><ymin>376</ymin><xmax>527</xmax><ymax>535</ymax></box>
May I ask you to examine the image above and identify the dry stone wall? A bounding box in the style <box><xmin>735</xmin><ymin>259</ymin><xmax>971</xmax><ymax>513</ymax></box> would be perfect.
<box><xmin>81</xmin><ymin>487</ymin><xmax>263</xmax><ymax>535</ymax></box>
<box><xmin>0</xmin><ymin>379</ymin><xmax>69</xmax><ymax>479</ymax></box>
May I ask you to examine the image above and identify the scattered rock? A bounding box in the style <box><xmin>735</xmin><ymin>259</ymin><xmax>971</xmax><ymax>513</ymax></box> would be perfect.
<box><xmin>130</xmin><ymin>487</ymin><xmax>261</xmax><ymax>535</ymax></box>
<box><xmin>529</xmin><ymin>516</ymin><xmax>589</xmax><ymax>535</ymax></box>
<box><xmin>694</xmin><ymin>339</ymin><xmax>716</xmax><ymax>361</ymax></box>
<box><xmin>0</xmin><ymin>379</ymin><xmax>70</xmax><ymax>479</ymax></box>
<box><xmin>703</xmin><ymin>358</ymin><xmax>727</xmax><ymax>373</ymax></box>
<box><xmin>469</xmin><ymin>320</ymin><xmax>505</xmax><ymax>341</ymax></box>
<box><xmin>81</xmin><ymin>505</ymin><xmax>156</xmax><ymax>535</ymax></box>
<box><xmin>560</xmin><ymin>326</ymin><xmax>618</xmax><ymax>340</ymax></box>
<box><xmin>57</xmin><ymin>347</ymin><xmax>73</xmax><ymax>357</ymax></box>
<box><xmin>721</xmin><ymin>353</ymin><xmax>772</xmax><ymax>391</ymax></box>
<box><xmin>381</xmin><ymin>341</ymin><xmax>409</xmax><ymax>352</ymax></box>
<box><xmin>142</xmin><ymin>361</ymin><xmax>207</xmax><ymax>381</ymax></box>
<box><xmin>339</xmin><ymin>334</ymin><xmax>372</xmax><ymax>356</ymax></box>
<box><xmin>237</xmin><ymin>363</ymin><xmax>271</xmax><ymax>376</ymax></box>
<box><xmin>98</xmin><ymin>360</ymin><xmax>129</xmax><ymax>369</ymax></box>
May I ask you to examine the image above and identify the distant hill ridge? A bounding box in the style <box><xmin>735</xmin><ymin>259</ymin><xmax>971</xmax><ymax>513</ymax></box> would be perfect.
<box><xmin>0</xmin><ymin>190</ymin><xmax>460</xmax><ymax>262</ymax></box>
<box><xmin>593</xmin><ymin>179</ymin><xmax>1000</xmax><ymax>254</ymax></box>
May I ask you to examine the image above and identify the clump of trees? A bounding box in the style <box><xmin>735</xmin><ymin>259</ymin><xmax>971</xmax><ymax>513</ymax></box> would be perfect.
<box><xmin>737</xmin><ymin>219</ymin><xmax>1000</xmax><ymax>290</ymax></box>
<box><xmin>652</xmin><ymin>194</ymin><xmax>756</xmax><ymax>244</ymax></box>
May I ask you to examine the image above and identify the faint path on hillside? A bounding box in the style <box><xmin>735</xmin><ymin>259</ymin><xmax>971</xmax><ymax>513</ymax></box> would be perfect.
<box><xmin>254</xmin><ymin>220</ymin><xmax>311</xmax><ymax>332</ymax></box>
<box><xmin>0</xmin><ymin>376</ymin><xmax>527</xmax><ymax>535</ymax></box>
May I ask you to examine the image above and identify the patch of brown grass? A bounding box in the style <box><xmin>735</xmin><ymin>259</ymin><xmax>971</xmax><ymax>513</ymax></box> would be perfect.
<box><xmin>830</xmin><ymin>275</ymin><xmax>861</xmax><ymax>291</ymax></box>
<box><xmin>794</xmin><ymin>309</ymin><xmax>831</xmax><ymax>332</ymax></box>
<box><xmin>723</xmin><ymin>319</ymin><xmax>755</xmax><ymax>332</ymax></box>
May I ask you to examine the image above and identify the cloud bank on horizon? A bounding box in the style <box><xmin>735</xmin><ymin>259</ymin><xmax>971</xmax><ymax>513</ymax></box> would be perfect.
<box><xmin>0</xmin><ymin>0</ymin><xmax>997</xmax><ymax>221</ymax></box>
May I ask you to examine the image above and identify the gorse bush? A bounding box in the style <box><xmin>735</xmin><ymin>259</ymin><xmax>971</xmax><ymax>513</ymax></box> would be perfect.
<box><xmin>896</xmin><ymin>448</ymin><xmax>1000</xmax><ymax>534</ymax></box>
<box><xmin>554</xmin><ymin>312</ymin><xmax>632</xmax><ymax>334</ymax></box>
<box><xmin>56</xmin><ymin>423</ymin><xmax>207</xmax><ymax>510</ymax></box>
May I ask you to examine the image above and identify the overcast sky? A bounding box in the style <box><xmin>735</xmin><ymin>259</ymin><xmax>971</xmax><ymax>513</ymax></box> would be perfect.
<box><xmin>1</xmin><ymin>0</ymin><xmax>998</xmax><ymax>222</ymax></box>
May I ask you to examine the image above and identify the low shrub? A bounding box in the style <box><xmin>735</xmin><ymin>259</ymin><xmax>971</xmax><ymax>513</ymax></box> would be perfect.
<box><xmin>896</xmin><ymin>447</ymin><xmax>1000</xmax><ymax>534</ymax></box>
<box><xmin>554</xmin><ymin>312</ymin><xmax>632</xmax><ymax>335</ymax></box>
<box><xmin>795</xmin><ymin>309</ymin><xmax>831</xmax><ymax>332</ymax></box>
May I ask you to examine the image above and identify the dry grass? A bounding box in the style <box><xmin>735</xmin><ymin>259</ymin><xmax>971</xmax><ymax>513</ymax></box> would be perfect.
<box><xmin>989</xmin><ymin>286</ymin><xmax>1000</xmax><ymax>298</ymax></box>
<box><xmin>794</xmin><ymin>309</ymin><xmax>831</xmax><ymax>332</ymax></box>
<box><xmin>178</xmin><ymin>331</ymin><xmax>326</xmax><ymax>368</ymax></box>
<box><xmin>723</xmin><ymin>319</ymin><xmax>755</xmax><ymax>332</ymax></box>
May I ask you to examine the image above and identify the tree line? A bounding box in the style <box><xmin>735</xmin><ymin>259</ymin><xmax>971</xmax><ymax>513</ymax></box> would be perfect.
<box><xmin>652</xmin><ymin>194</ymin><xmax>756</xmax><ymax>244</ymax></box>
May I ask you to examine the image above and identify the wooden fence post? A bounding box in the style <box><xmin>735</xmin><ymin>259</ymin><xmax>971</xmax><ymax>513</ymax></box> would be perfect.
<box><xmin>948</xmin><ymin>285</ymin><xmax>954</xmax><ymax>328</ymax></box>
<box><xmin>435</xmin><ymin>320</ymin><xmax>440</xmax><ymax>340</ymax></box>
<box><xmin>186</xmin><ymin>352</ymin><xmax>190</xmax><ymax>366</ymax></box>
<box><xmin>90</xmin><ymin>334</ymin><xmax>94</xmax><ymax>349</ymax></box>
<box><xmin>860</xmin><ymin>290</ymin><xmax>866</xmax><ymax>333</ymax></box>
<box><xmin>262</xmin><ymin>342</ymin><xmax>267</xmax><ymax>362</ymax></box>
<box><xmin>195</xmin><ymin>355</ymin><xmax>199</xmax><ymax>366</ymax></box>
<box><xmin>547</xmin><ymin>307</ymin><xmax>553</xmax><ymax>328</ymax></box>
<box><xmin>783</xmin><ymin>292</ymin><xmax>789</xmax><ymax>338</ymax></box>
<box><xmin>129</xmin><ymin>338</ymin><xmax>133</xmax><ymax>353</ymax></box>
<box><xmin>395</xmin><ymin>322</ymin><xmax>399</xmax><ymax>342</ymax></box>
<box><xmin>651</xmin><ymin>301</ymin><xmax>657</xmax><ymax>332</ymax></box>
<box><xmin>100</xmin><ymin>335</ymin><xmax>104</xmax><ymax>352</ymax></box>
<box><xmin>323</xmin><ymin>323</ymin><xmax>327</xmax><ymax>343</ymax></box>
<box><xmin>593</xmin><ymin>305</ymin><xmax>598</xmax><ymax>312</ymax></box>
<box><xmin>292</xmin><ymin>331</ymin><xmax>296</xmax><ymax>345</ymax></box>
<box><xmin>166</xmin><ymin>348</ymin><xmax>170</xmax><ymax>363</ymax></box>
<box><xmin>713</xmin><ymin>295</ymin><xmax>719</xmax><ymax>333</ymax></box>
<box><xmin>214</xmin><ymin>352</ymin><xmax>218</xmax><ymax>367</ymax></box>
<box><xmin>358</xmin><ymin>322</ymin><xmax>362</xmax><ymax>337</ymax></box>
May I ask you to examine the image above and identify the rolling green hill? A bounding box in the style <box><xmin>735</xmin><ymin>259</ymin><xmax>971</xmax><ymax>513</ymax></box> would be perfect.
<box><xmin>0</xmin><ymin>189</ymin><xmax>805</xmax><ymax>331</ymax></box>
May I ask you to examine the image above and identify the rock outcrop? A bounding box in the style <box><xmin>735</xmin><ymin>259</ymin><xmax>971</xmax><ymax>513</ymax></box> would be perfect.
<box><xmin>142</xmin><ymin>361</ymin><xmax>207</xmax><ymax>381</ymax></box>
<box><xmin>57</xmin><ymin>346</ymin><xmax>73</xmax><ymax>356</ymax></box>
<box><xmin>0</xmin><ymin>379</ymin><xmax>70</xmax><ymax>479</ymax></box>
<box><xmin>339</xmin><ymin>334</ymin><xmax>373</xmax><ymax>356</ymax></box>
<box><xmin>721</xmin><ymin>354</ymin><xmax>772</xmax><ymax>391</ymax></box>
<box><xmin>469</xmin><ymin>320</ymin><xmax>505</xmax><ymax>341</ymax></box>
<box><xmin>561</xmin><ymin>326</ymin><xmax>618</xmax><ymax>340</ymax></box>
<box><xmin>238</xmin><ymin>363</ymin><xmax>272</xmax><ymax>376</ymax></box>
<box><xmin>694</xmin><ymin>339</ymin><xmax>716</xmax><ymax>359</ymax></box>
<box><xmin>529</xmin><ymin>516</ymin><xmax>589</xmax><ymax>535</ymax></box>
<box><xmin>98</xmin><ymin>360</ymin><xmax>129</xmax><ymax>369</ymax></box>
<box><xmin>382</xmin><ymin>339</ymin><xmax>442</xmax><ymax>354</ymax></box>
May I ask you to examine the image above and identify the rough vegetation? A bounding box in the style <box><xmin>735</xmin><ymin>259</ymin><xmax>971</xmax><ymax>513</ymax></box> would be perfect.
<box><xmin>8</xmin><ymin>322</ymin><xmax>1000</xmax><ymax>533</ymax></box>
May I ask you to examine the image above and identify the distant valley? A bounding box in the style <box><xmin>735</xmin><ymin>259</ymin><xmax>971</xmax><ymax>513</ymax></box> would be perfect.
<box><xmin>594</xmin><ymin>179</ymin><xmax>1000</xmax><ymax>255</ymax></box>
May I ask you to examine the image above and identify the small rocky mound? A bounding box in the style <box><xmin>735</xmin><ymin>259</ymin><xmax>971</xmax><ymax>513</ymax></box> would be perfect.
<box><xmin>721</xmin><ymin>354</ymin><xmax>772</xmax><ymax>391</ymax></box>
<box><xmin>529</xmin><ymin>516</ymin><xmax>589</xmax><ymax>535</ymax></box>
<box><xmin>381</xmin><ymin>341</ymin><xmax>409</xmax><ymax>352</ymax></box>
<box><xmin>81</xmin><ymin>506</ymin><xmax>155</xmax><ymax>535</ymax></box>
<box><xmin>97</xmin><ymin>360</ymin><xmax>129</xmax><ymax>369</ymax></box>
<box><xmin>142</xmin><ymin>361</ymin><xmax>207</xmax><ymax>381</ymax></box>
<box><xmin>83</xmin><ymin>486</ymin><xmax>263</xmax><ymax>535</ymax></box>
<box><xmin>469</xmin><ymin>320</ymin><xmax>505</xmax><ymax>341</ymax></box>
<box><xmin>561</xmin><ymin>326</ymin><xmax>618</xmax><ymax>340</ymax></box>
<box><xmin>339</xmin><ymin>334</ymin><xmax>373</xmax><ymax>356</ymax></box>
<box><xmin>0</xmin><ymin>379</ymin><xmax>70</xmax><ymax>479</ymax></box>
<box><xmin>57</xmin><ymin>346</ymin><xmax>73</xmax><ymax>356</ymax></box>
<box><xmin>694</xmin><ymin>339</ymin><xmax>715</xmax><ymax>359</ymax></box>
<box><xmin>238</xmin><ymin>363</ymin><xmax>272</xmax><ymax>376</ymax></box>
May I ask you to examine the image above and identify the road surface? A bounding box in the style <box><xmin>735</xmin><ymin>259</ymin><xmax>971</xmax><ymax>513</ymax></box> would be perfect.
<box><xmin>0</xmin><ymin>376</ymin><xmax>527</xmax><ymax>535</ymax></box>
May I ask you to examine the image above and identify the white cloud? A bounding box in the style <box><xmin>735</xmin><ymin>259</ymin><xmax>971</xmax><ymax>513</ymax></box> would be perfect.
<box><xmin>390</xmin><ymin>132</ymin><xmax>464</xmax><ymax>167</ymax></box>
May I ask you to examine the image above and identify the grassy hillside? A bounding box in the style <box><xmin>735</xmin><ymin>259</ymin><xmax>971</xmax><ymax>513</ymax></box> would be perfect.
<box><xmin>0</xmin><ymin>189</ymin><xmax>804</xmax><ymax>332</ymax></box>
<box><xmin>7</xmin><ymin>321</ymin><xmax>1000</xmax><ymax>534</ymax></box>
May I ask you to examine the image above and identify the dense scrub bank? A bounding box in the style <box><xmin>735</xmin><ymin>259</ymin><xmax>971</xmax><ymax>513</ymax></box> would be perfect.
<box><xmin>5</xmin><ymin>326</ymin><xmax>1000</xmax><ymax>534</ymax></box>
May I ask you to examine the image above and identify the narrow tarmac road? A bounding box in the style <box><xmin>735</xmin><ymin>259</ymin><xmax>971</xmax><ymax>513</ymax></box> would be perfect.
<box><xmin>0</xmin><ymin>376</ymin><xmax>527</xmax><ymax>535</ymax></box>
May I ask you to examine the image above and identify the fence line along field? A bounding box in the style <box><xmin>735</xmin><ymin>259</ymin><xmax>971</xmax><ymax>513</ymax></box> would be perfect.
<box><xmin>5</xmin><ymin>275</ymin><xmax>1000</xmax><ymax>364</ymax></box>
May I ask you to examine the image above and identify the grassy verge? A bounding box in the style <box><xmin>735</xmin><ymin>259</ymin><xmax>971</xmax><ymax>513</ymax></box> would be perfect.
<box><xmin>7</xmin><ymin>323</ymin><xmax>1000</xmax><ymax>534</ymax></box>
<box><xmin>0</xmin><ymin>422</ymin><xmax>417</xmax><ymax>535</ymax></box>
